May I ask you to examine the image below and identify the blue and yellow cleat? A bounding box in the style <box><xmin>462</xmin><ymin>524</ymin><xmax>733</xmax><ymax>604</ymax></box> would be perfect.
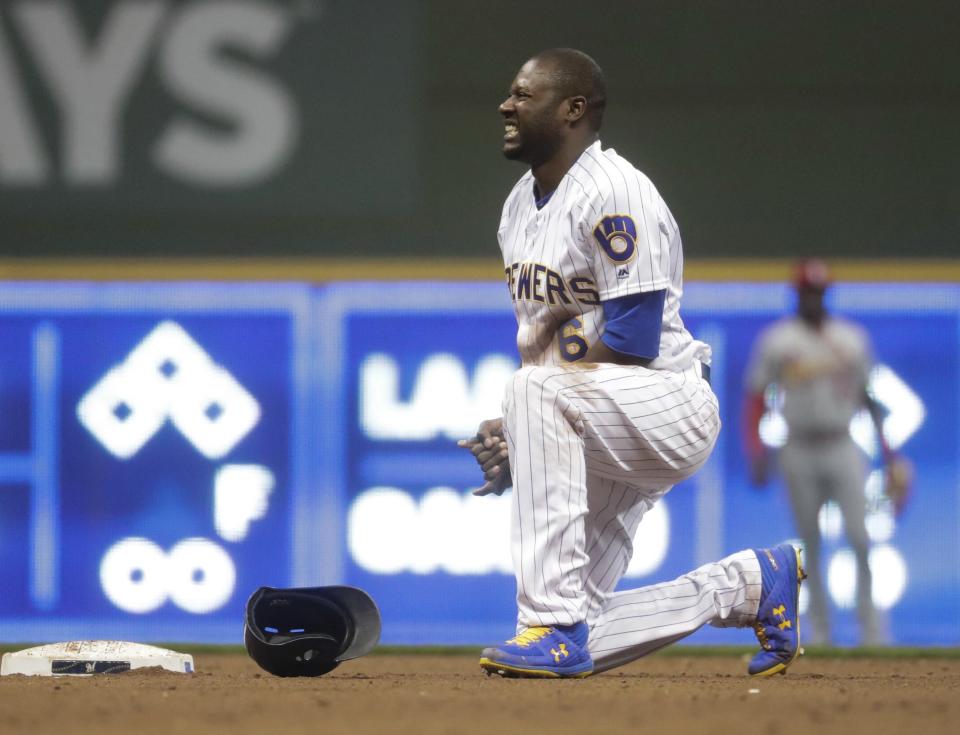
<box><xmin>479</xmin><ymin>622</ymin><xmax>593</xmax><ymax>678</ymax></box>
<box><xmin>749</xmin><ymin>544</ymin><xmax>806</xmax><ymax>677</ymax></box>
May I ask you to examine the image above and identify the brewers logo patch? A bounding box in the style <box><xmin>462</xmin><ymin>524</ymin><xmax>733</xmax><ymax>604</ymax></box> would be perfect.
<box><xmin>593</xmin><ymin>214</ymin><xmax>638</xmax><ymax>263</ymax></box>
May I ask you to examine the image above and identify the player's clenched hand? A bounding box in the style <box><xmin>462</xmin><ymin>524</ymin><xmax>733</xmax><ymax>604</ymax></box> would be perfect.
<box><xmin>458</xmin><ymin>418</ymin><xmax>511</xmax><ymax>496</ymax></box>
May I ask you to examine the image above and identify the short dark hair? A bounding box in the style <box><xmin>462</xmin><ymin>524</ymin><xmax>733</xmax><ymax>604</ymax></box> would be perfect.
<box><xmin>531</xmin><ymin>48</ymin><xmax>607</xmax><ymax>131</ymax></box>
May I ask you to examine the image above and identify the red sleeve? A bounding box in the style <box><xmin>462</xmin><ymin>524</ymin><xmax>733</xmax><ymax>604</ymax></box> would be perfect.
<box><xmin>743</xmin><ymin>392</ymin><xmax>766</xmax><ymax>460</ymax></box>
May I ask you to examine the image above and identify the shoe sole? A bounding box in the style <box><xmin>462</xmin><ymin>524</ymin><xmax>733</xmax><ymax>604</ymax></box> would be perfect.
<box><xmin>751</xmin><ymin>545</ymin><xmax>807</xmax><ymax>678</ymax></box>
<box><xmin>478</xmin><ymin>658</ymin><xmax>593</xmax><ymax>679</ymax></box>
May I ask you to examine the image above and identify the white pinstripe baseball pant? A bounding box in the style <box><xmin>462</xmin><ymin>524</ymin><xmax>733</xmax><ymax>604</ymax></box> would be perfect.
<box><xmin>502</xmin><ymin>361</ymin><xmax>762</xmax><ymax>672</ymax></box>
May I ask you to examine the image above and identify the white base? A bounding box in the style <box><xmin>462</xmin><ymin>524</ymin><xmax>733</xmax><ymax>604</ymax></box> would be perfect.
<box><xmin>1</xmin><ymin>641</ymin><xmax>194</xmax><ymax>676</ymax></box>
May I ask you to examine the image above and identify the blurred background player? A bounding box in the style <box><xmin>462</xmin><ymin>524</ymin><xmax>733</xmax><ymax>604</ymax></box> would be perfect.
<box><xmin>743</xmin><ymin>259</ymin><xmax>908</xmax><ymax>646</ymax></box>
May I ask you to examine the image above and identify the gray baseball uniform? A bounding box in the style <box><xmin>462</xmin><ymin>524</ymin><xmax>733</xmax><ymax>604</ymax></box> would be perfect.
<box><xmin>746</xmin><ymin>315</ymin><xmax>880</xmax><ymax>643</ymax></box>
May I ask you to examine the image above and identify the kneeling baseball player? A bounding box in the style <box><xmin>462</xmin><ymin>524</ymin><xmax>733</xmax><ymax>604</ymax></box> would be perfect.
<box><xmin>459</xmin><ymin>48</ymin><xmax>804</xmax><ymax>678</ymax></box>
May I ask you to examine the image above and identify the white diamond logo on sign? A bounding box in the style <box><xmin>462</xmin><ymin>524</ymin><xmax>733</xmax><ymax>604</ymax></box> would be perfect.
<box><xmin>77</xmin><ymin>321</ymin><xmax>260</xmax><ymax>459</ymax></box>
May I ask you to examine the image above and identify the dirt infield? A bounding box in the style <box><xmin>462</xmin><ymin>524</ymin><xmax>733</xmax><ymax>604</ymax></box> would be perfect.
<box><xmin>2</xmin><ymin>651</ymin><xmax>958</xmax><ymax>735</ymax></box>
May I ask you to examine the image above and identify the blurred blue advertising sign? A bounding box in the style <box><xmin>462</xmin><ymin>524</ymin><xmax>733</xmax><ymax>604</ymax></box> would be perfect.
<box><xmin>0</xmin><ymin>283</ymin><xmax>314</xmax><ymax>642</ymax></box>
<box><xmin>326</xmin><ymin>283</ymin><xmax>960</xmax><ymax>646</ymax></box>
<box><xmin>0</xmin><ymin>281</ymin><xmax>957</xmax><ymax>646</ymax></box>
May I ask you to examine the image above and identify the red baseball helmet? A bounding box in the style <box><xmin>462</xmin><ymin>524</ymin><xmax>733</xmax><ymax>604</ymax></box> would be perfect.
<box><xmin>793</xmin><ymin>258</ymin><xmax>831</xmax><ymax>290</ymax></box>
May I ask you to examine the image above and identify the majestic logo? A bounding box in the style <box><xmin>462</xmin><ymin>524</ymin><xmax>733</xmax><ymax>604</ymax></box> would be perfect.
<box><xmin>616</xmin><ymin>267</ymin><xmax>630</xmax><ymax>280</ymax></box>
<box><xmin>772</xmin><ymin>604</ymin><xmax>791</xmax><ymax>630</ymax></box>
<box><xmin>77</xmin><ymin>321</ymin><xmax>260</xmax><ymax>459</ymax></box>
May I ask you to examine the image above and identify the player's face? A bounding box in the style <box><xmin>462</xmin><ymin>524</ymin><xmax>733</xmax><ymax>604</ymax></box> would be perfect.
<box><xmin>797</xmin><ymin>286</ymin><xmax>827</xmax><ymax>324</ymax></box>
<box><xmin>499</xmin><ymin>59</ymin><xmax>567</xmax><ymax>166</ymax></box>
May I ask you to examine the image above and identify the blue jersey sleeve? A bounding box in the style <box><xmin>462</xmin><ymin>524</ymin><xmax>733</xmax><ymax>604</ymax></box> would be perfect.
<box><xmin>600</xmin><ymin>290</ymin><xmax>666</xmax><ymax>359</ymax></box>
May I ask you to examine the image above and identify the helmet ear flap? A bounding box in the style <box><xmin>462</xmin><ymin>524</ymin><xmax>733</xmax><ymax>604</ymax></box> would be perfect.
<box><xmin>244</xmin><ymin>587</ymin><xmax>349</xmax><ymax>677</ymax></box>
<box><xmin>243</xmin><ymin>625</ymin><xmax>341</xmax><ymax>677</ymax></box>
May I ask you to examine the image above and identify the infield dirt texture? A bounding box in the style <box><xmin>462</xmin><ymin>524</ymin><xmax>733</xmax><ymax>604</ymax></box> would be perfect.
<box><xmin>1</xmin><ymin>650</ymin><xmax>957</xmax><ymax>735</ymax></box>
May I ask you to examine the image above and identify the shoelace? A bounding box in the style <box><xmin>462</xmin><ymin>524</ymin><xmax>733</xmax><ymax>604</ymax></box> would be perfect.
<box><xmin>753</xmin><ymin>621</ymin><xmax>772</xmax><ymax>651</ymax></box>
<box><xmin>506</xmin><ymin>627</ymin><xmax>553</xmax><ymax>648</ymax></box>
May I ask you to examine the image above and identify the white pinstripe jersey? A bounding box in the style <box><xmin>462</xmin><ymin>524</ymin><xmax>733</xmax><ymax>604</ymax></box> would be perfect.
<box><xmin>497</xmin><ymin>141</ymin><xmax>698</xmax><ymax>368</ymax></box>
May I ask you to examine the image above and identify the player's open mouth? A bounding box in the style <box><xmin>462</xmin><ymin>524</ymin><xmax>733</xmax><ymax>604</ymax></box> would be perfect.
<box><xmin>504</xmin><ymin>122</ymin><xmax>519</xmax><ymax>141</ymax></box>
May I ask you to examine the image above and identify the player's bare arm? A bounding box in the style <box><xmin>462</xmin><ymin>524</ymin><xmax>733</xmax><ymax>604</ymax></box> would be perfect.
<box><xmin>863</xmin><ymin>387</ymin><xmax>892</xmax><ymax>463</ymax></box>
<box><xmin>580</xmin><ymin>334</ymin><xmax>652</xmax><ymax>367</ymax></box>
<box><xmin>863</xmin><ymin>386</ymin><xmax>913</xmax><ymax>514</ymax></box>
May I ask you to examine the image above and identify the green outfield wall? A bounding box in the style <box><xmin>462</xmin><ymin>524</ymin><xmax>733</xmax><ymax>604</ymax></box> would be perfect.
<box><xmin>0</xmin><ymin>0</ymin><xmax>956</xmax><ymax>259</ymax></box>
